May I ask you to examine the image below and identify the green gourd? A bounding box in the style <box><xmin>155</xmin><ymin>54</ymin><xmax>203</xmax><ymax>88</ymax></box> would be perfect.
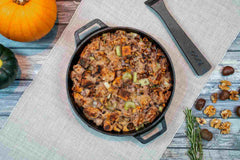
<box><xmin>0</xmin><ymin>44</ymin><xmax>18</xmax><ymax>89</ymax></box>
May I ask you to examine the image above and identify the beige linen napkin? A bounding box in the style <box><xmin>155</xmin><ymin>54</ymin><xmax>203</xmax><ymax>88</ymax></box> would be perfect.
<box><xmin>0</xmin><ymin>0</ymin><xmax>239</xmax><ymax>159</ymax></box>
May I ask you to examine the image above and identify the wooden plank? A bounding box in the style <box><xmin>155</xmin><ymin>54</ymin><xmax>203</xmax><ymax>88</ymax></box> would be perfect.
<box><xmin>170</xmin><ymin>134</ymin><xmax>240</xmax><ymax>150</ymax></box>
<box><xmin>169</xmin><ymin>121</ymin><xmax>240</xmax><ymax>150</ymax></box>
<box><xmin>191</xmin><ymin>100</ymin><xmax>240</xmax><ymax>118</ymax></box>
<box><xmin>0</xmin><ymin>0</ymin><xmax>239</xmax><ymax>51</ymax></box>
<box><xmin>0</xmin><ymin>3</ymin><xmax>239</xmax><ymax>50</ymax></box>
<box><xmin>0</xmin><ymin>80</ymin><xmax>239</xmax><ymax>124</ymax></box>
<box><xmin>3</xmin><ymin>83</ymin><xmax>240</xmax><ymax>117</ymax></box>
<box><xmin>1</xmin><ymin>81</ymin><xmax>239</xmax><ymax>114</ymax></box>
<box><xmin>6</xmin><ymin>50</ymin><xmax>236</xmax><ymax>81</ymax></box>
<box><xmin>0</xmin><ymin>116</ymin><xmax>10</xmax><ymax>129</ymax></box>
<box><xmin>228</xmin><ymin>34</ymin><xmax>240</xmax><ymax>51</ymax></box>
<box><xmin>161</xmin><ymin>148</ymin><xmax>240</xmax><ymax>160</ymax></box>
<box><xmin>175</xmin><ymin>118</ymin><xmax>240</xmax><ymax>136</ymax></box>
<box><xmin>57</xmin><ymin>1</ymin><xmax>79</xmax><ymax>24</ymax></box>
<box><xmin>1</xmin><ymin>28</ymin><xmax>239</xmax><ymax>50</ymax></box>
<box><xmin>0</xmin><ymin>81</ymin><xmax>31</xmax><ymax>115</ymax></box>
<box><xmin>0</xmin><ymin>48</ymin><xmax>239</xmax><ymax>119</ymax></box>
<box><xmin>0</xmin><ymin>40</ymin><xmax>239</xmax><ymax>138</ymax></box>
<box><xmin>14</xmin><ymin>49</ymin><xmax>50</xmax><ymax>79</ymax></box>
<box><xmin>7</xmin><ymin>50</ymin><xmax>240</xmax><ymax>80</ymax></box>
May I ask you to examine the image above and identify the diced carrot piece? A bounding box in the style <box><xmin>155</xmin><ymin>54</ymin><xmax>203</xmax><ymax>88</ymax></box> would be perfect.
<box><xmin>73</xmin><ymin>92</ymin><xmax>83</xmax><ymax>99</ymax></box>
<box><xmin>122</xmin><ymin>46</ymin><xmax>131</xmax><ymax>56</ymax></box>
<box><xmin>136</xmin><ymin>106</ymin><xmax>141</xmax><ymax>110</ymax></box>
<box><xmin>117</xmin><ymin>95</ymin><xmax>128</xmax><ymax>101</ymax></box>
<box><xmin>123</xmin><ymin>126</ymin><xmax>129</xmax><ymax>132</ymax></box>
<box><xmin>72</xmin><ymin>85</ymin><xmax>83</xmax><ymax>92</ymax></box>
<box><xmin>121</xmin><ymin>37</ymin><xmax>127</xmax><ymax>43</ymax></box>
<box><xmin>113</xmin><ymin>77</ymin><xmax>121</xmax><ymax>86</ymax></box>
<box><xmin>97</xmin><ymin>51</ymin><xmax>104</xmax><ymax>55</ymax></box>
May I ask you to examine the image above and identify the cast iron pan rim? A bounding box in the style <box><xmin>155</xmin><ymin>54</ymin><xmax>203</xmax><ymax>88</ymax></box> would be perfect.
<box><xmin>66</xmin><ymin>26</ymin><xmax>175</xmax><ymax>137</ymax></box>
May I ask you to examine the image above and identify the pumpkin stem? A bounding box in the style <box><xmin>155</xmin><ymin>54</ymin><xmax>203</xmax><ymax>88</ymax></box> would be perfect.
<box><xmin>13</xmin><ymin>0</ymin><xmax>29</xmax><ymax>5</ymax></box>
<box><xmin>0</xmin><ymin>59</ymin><xmax>2</xmax><ymax>68</ymax></box>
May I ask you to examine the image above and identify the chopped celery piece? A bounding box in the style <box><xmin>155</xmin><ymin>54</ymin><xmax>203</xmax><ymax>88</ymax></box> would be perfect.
<box><xmin>107</xmin><ymin>94</ymin><xmax>111</xmax><ymax>99</ymax></box>
<box><xmin>122</xmin><ymin>72</ymin><xmax>132</xmax><ymax>81</ymax></box>
<box><xmin>102</xmin><ymin>33</ymin><xmax>107</xmax><ymax>37</ymax></box>
<box><xmin>135</xmin><ymin>124</ymin><xmax>144</xmax><ymax>131</ymax></box>
<box><xmin>139</xmin><ymin>78</ymin><xmax>150</xmax><ymax>86</ymax></box>
<box><xmin>133</xmin><ymin>72</ymin><xmax>137</xmax><ymax>83</ymax></box>
<box><xmin>115</xmin><ymin>45</ymin><xmax>122</xmax><ymax>57</ymax></box>
<box><xmin>124</xmin><ymin>101</ymin><xmax>136</xmax><ymax>111</ymax></box>
<box><xmin>89</xmin><ymin>57</ymin><xmax>95</xmax><ymax>60</ymax></box>
<box><xmin>130</xmin><ymin>32</ymin><xmax>138</xmax><ymax>38</ymax></box>
<box><xmin>159</xmin><ymin>106</ymin><xmax>164</xmax><ymax>112</ymax></box>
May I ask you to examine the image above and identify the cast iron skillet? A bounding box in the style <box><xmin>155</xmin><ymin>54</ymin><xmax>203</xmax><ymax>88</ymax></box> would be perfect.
<box><xmin>66</xmin><ymin>19</ymin><xmax>175</xmax><ymax>144</ymax></box>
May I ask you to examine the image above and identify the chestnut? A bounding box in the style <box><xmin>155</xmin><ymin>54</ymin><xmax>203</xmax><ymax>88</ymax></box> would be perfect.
<box><xmin>236</xmin><ymin>106</ymin><xmax>240</xmax><ymax>117</ymax></box>
<box><xmin>195</xmin><ymin>98</ymin><xmax>206</xmax><ymax>111</ymax></box>
<box><xmin>200</xmin><ymin>129</ymin><xmax>213</xmax><ymax>141</ymax></box>
<box><xmin>222</xmin><ymin>66</ymin><xmax>234</xmax><ymax>76</ymax></box>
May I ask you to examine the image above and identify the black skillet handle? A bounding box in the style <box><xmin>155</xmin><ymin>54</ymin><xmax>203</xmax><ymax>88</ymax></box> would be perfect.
<box><xmin>74</xmin><ymin>19</ymin><xmax>108</xmax><ymax>46</ymax></box>
<box><xmin>134</xmin><ymin>118</ymin><xmax>167</xmax><ymax>144</ymax></box>
<box><xmin>145</xmin><ymin>0</ymin><xmax>211</xmax><ymax>76</ymax></box>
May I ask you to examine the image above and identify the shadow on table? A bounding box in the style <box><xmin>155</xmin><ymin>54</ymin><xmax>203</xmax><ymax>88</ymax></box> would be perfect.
<box><xmin>0</xmin><ymin>18</ymin><xmax>60</xmax><ymax>56</ymax></box>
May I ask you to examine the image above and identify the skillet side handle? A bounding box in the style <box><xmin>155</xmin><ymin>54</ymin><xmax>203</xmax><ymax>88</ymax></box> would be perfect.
<box><xmin>74</xmin><ymin>19</ymin><xmax>108</xmax><ymax>46</ymax></box>
<box><xmin>134</xmin><ymin>117</ymin><xmax>167</xmax><ymax>144</ymax></box>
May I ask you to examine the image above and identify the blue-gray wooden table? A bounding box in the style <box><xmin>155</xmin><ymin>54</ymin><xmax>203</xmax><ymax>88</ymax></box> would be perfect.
<box><xmin>0</xmin><ymin>1</ymin><xmax>239</xmax><ymax>159</ymax></box>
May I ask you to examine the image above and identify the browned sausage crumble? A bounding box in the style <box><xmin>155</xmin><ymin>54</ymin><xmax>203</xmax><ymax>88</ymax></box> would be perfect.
<box><xmin>70</xmin><ymin>30</ymin><xmax>173</xmax><ymax>132</ymax></box>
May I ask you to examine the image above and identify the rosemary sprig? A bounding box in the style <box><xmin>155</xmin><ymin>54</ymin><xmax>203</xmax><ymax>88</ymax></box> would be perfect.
<box><xmin>184</xmin><ymin>109</ymin><xmax>203</xmax><ymax>160</ymax></box>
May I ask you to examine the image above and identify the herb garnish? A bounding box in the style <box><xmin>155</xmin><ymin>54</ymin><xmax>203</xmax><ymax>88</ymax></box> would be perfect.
<box><xmin>184</xmin><ymin>109</ymin><xmax>203</xmax><ymax>160</ymax></box>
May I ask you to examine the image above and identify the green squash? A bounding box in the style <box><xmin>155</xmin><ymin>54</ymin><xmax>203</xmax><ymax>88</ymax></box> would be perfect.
<box><xmin>0</xmin><ymin>44</ymin><xmax>18</xmax><ymax>89</ymax></box>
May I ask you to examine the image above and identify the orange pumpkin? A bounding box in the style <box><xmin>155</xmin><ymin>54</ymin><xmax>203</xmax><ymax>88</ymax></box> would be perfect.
<box><xmin>0</xmin><ymin>0</ymin><xmax>57</xmax><ymax>42</ymax></box>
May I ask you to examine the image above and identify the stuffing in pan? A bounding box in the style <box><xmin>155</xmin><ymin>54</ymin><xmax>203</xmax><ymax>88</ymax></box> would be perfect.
<box><xmin>70</xmin><ymin>30</ymin><xmax>173</xmax><ymax>132</ymax></box>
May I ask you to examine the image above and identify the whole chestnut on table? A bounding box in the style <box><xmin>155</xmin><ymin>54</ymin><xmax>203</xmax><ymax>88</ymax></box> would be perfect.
<box><xmin>200</xmin><ymin>129</ymin><xmax>213</xmax><ymax>141</ymax></box>
<box><xmin>195</xmin><ymin>98</ymin><xmax>206</xmax><ymax>111</ymax></box>
<box><xmin>222</xmin><ymin>66</ymin><xmax>234</xmax><ymax>76</ymax></box>
<box><xmin>236</xmin><ymin>106</ymin><xmax>240</xmax><ymax>117</ymax></box>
